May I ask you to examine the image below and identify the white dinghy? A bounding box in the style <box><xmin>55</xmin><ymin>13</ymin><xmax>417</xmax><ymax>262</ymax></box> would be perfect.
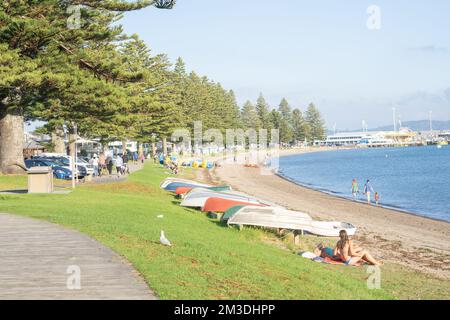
<box><xmin>160</xmin><ymin>177</ymin><xmax>211</xmax><ymax>189</ymax></box>
<box><xmin>309</xmin><ymin>221</ymin><xmax>357</xmax><ymax>237</ymax></box>
<box><xmin>227</xmin><ymin>206</ymin><xmax>313</xmax><ymax>231</ymax></box>
<box><xmin>227</xmin><ymin>206</ymin><xmax>357</xmax><ymax>237</ymax></box>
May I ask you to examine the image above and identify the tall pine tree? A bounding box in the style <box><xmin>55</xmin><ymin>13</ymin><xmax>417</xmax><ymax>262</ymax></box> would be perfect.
<box><xmin>305</xmin><ymin>102</ymin><xmax>326</xmax><ymax>142</ymax></box>
<box><xmin>278</xmin><ymin>98</ymin><xmax>294</xmax><ymax>145</ymax></box>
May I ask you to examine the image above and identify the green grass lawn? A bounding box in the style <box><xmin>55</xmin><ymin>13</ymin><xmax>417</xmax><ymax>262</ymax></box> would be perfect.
<box><xmin>0</xmin><ymin>164</ymin><xmax>448</xmax><ymax>299</ymax></box>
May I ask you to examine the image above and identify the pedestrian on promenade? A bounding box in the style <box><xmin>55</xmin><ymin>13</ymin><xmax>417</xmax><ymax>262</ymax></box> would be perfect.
<box><xmin>98</xmin><ymin>153</ymin><xmax>106</xmax><ymax>177</ymax></box>
<box><xmin>122</xmin><ymin>152</ymin><xmax>129</xmax><ymax>175</ymax></box>
<box><xmin>106</xmin><ymin>155</ymin><xmax>113</xmax><ymax>176</ymax></box>
<box><xmin>363</xmin><ymin>179</ymin><xmax>374</xmax><ymax>204</ymax></box>
<box><xmin>133</xmin><ymin>152</ymin><xmax>139</xmax><ymax>165</ymax></box>
<box><xmin>92</xmin><ymin>154</ymin><xmax>99</xmax><ymax>177</ymax></box>
<box><xmin>115</xmin><ymin>154</ymin><xmax>124</xmax><ymax>176</ymax></box>
<box><xmin>351</xmin><ymin>179</ymin><xmax>359</xmax><ymax>200</ymax></box>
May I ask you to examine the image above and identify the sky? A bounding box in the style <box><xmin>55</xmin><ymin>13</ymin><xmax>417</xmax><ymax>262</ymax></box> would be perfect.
<box><xmin>116</xmin><ymin>0</ymin><xmax>450</xmax><ymax>130</ymax></box>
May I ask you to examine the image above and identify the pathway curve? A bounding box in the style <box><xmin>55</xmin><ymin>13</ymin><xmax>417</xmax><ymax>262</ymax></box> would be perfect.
<box><xmin>0</xmin><ymin>213</ymin><xmax>156</xmax><ymax>299</ymax></box>
<box><xmin>0</xmin><ymin>162</ymin><xmax>156</xmax><ymax>299</ymax></box>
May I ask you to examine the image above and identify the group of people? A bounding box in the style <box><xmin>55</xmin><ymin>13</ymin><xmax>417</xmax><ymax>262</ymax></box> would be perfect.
<box><xmin>89</xmin><ymin>151</ymin><xmax>147</xmax><ymax>178</ymax></box>
<box><xmin>351</xmin><ymin>179</ymin><xmax>380</xmax><ymax>205</ymax></box>
<box><xmin>314</xmin><ymin>230</ymin><xmax>383</xmax><ymax>266</ymax></box>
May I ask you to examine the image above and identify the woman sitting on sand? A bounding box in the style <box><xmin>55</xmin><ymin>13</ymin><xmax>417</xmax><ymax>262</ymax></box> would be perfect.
<box><xmin>335</xmin><ymin>230</ymin><xmax>382</xmax><ymax>266</ymax></box>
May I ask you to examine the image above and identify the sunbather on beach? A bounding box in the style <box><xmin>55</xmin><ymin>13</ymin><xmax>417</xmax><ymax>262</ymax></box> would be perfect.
<box><xmin>335</xmin><ymin>230</ymin><xmax>382</xmax><ymax>266</ymax></box>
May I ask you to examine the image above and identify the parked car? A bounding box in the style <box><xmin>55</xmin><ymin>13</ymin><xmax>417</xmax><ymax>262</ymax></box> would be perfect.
<box><xmin>39</xmin><ymin>153</ymin><xmax>94</xmax><ymax>176</ymax></box>
<box><xmin>76</xmin><ymin>157</ymin><xmax>95</xmax><ymax>175</ymax></box>
<box><xmin>24</xmin><ymin>159</ymin><xmax>73</xmax><ymax>180</ymax></box>
<box><xmin>35</xmin><ymin>157</ymin><xmax>87</xmax><ymax>178</ymax></box>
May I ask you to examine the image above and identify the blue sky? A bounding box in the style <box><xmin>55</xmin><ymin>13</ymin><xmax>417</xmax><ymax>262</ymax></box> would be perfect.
<box><xmin>120</xmin><ymin>1</ymin><xmax>450</xmax><ymax>130</ymax></box>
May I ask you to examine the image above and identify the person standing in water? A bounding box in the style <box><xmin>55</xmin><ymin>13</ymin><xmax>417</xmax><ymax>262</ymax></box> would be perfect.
<box><xmin>364</xmin><ymin>179</ymin><xmax>374</xmax><ymax>204</ymax></box>
<box><xmin>351</xmin><ymin>179</ymin><xmax>359</xmax><ymax>200</ymax></box>
<box><xmin>375</xmin><ymin>192</ymin><xmax>380</xmax><ymax>205</ymax></box>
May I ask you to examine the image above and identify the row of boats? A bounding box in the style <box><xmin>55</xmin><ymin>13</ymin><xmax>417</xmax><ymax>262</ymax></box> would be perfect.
<box><xmin>160</xmin><ymin>177</ymin><xmax>357</xmax><ymax>237</ymax></box>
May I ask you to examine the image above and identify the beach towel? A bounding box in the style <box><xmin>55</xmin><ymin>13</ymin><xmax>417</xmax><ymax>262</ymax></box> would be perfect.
<box><xmin>299</xmin><ymin>252</ymin><xmax>363</xmax><ymax>266</ymax></box>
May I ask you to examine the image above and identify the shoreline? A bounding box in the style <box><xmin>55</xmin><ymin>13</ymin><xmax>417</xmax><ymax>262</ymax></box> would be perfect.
<box><xmin>276</xmin><ymin>171</ymin><xmax>450</xmax><ymax>225</ymax></box>
<box><xmin>277</xmin><ymin>147</ymin><xmax>449</xmax><ymax>224</ymax></box>
<box><xmin>202</xmin><ymin>147</ymin><xmax>450</xmax><ymax>279</ymax></box>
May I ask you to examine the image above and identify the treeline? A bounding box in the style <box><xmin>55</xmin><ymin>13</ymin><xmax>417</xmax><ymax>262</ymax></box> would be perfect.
<box><xmin>0</xmin><ymin>0</ymin><xmax>326</xmax><ymax>175</ymax></box>
<box><xmin>240</xmin><ymin>95</ymin><xmax>326</xmax><ymax>146</ymax></box>
<box><xmin>1</xmin><ymin>0</ymin><xmax>179</xmax><ymax>174</ymax></box>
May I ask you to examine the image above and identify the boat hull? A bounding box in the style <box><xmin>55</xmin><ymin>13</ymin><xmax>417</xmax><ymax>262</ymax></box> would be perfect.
<box><xmin>164</xmin><ymin>182</ymin><xmax>212</xmax><ymax>192</ymax></box>
<box><xmin>202</xmin><ymin>198</ymin><xmax>265</xmax><ymax>213</ymax></box>
<box><xmin>175</xmin><ymin>185</ymin><xmax>231</xmax><ymax>196</ymax></box>
<box><xmin>160</xmin><ymin>177</ymin><xmax>210</xmax><ymax>189</ymax></box>
<box><xmin>309</xmin><ymin>221</ymin><xmax>357</xmax><ymax>237</ymax></box>
<box><xmin>227</xmin><ymin>206</ymin><xmax>312</xmax><ymax>231</ymax></box>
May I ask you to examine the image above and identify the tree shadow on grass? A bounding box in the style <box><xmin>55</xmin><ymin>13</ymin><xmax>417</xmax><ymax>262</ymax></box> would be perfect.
<box><xmin>0</xmin><ymin>189</ymin><xmax>28</xmax><ymax>194</ymax></box>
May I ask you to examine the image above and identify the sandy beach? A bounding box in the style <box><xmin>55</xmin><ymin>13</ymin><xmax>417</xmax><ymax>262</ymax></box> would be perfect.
<box><xmin>201</xmin><ymin>148</ymin><xmax>450</xmax><ymax>279</ymax></box>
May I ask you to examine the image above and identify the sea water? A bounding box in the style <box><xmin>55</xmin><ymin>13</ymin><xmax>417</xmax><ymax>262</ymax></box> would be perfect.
<box><xmin>279</xmin><ymin>146</ymin><xmax>450</xmax><ymax>222</ymax></box>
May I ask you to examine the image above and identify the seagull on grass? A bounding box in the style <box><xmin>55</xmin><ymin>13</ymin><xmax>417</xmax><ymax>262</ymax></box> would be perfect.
<box><xmin>160</xmin><ymin>230</ymin><xmax>172</xmax><ymax>246</ymax></box>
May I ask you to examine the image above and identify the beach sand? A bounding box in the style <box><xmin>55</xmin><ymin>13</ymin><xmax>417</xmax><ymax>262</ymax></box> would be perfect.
<box><xmin>200</xmin><ymin>148</ymin><xmax>450</xmax><ymax>279</ymax></box>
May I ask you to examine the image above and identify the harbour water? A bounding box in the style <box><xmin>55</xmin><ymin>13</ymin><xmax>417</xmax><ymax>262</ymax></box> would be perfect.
<box><xmin>279</xmin><ymin>146</ymin><xmax>450</xmax><ymax>222</ymax></box>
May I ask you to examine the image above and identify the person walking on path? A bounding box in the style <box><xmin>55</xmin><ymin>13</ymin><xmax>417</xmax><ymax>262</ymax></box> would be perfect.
<box><xmin>351</xmin><ymin>179</ymin><xmax>359</xmax><ymax>200</ymax></box>
<box><xmin>364</xmin><ymin>179</ymin><xmax>375</xmax><ymax>204</ymax></box>
<box><xmin>92</xmin><ymin>155</ymin><xmax>99</xmax><ymax>177</ymax></box>
<box><xmin>106</xmin><ymin>155</ymin><xmax>113</xmax><ymax>176</ymax></box>
<box><xmin>122</xmin><ymin>152</ymin><xmax>129</xmax><ymax>175</ymax></box>
<box><xmin>98</xmin><ymin>153</ymin><xmax>106</xmax><ymax>177</ymax></box>
<box><xmin>115</xmin><ymin>154</ymin><xmax>124</xmax><ymax>177</ymax></box>
<box><xmin>133</xmin><ymin>152</ymin><xmax>139</xmax><ymax>165</ymax></box>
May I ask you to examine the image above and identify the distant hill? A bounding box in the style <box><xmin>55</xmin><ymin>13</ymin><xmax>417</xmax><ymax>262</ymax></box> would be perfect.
<box><xmin>368</xmin><ymin>120</ymin><xmax>450</xmax><ymax>132</ymax></box>
<box><xmin>329</xmin><ymin>120</ymin><xmax>450</xmax><ymax>134</ymax></box>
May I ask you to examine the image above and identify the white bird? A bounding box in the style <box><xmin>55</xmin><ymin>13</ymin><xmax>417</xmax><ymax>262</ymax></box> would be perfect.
<box><xmin>157</xmin><ymin>215</ymin><xmax>164</xmax><ymax>219</ymax></box>
<box><xmin>160</xmin><ymin>230</ymin><xmax>172</xmax><ymax>246</ymax></box>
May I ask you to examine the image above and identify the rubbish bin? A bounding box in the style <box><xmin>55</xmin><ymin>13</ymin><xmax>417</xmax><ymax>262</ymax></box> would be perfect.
<box><xmin>28</xmin><ymin>167</ymin><xmax>54</xmax><ymax>194</ymax></box>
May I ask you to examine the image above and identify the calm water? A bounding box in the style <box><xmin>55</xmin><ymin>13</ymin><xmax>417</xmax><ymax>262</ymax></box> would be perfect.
<box><xmin>279</xmin><ymin>146</ymin><xmax>450</xmax><ymax>222</ymax></box>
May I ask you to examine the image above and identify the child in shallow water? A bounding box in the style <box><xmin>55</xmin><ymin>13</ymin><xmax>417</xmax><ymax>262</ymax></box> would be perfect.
<box><xmin>375</xmin><ymin>192</ymin><xmax>380</xmax><ymax>205</ymax></box>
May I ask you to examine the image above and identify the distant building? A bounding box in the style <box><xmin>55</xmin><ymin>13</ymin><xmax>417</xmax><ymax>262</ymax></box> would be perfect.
<box><xmin>317</xmin><ymin>127</ymin><xmax>417</xmax><ymax>147</ymax></box>
<box><xmin>438</xmin><ymin>131</ymin><xmax>450</xmax><ymax>141</ymax></box>
<box><xmin>23</xmin><ymin>140</ymin><xmax>47</xmax><ymax>158</ymax></box>
<box><xmin>108</xmin><ymin>141</ymin><xmax>138</xmax><ymax>154</ymax></box>
<box><xmin>23</xmin><ymin>132</ymin><xmax>50</xmax><ymax>158</ymax></box>
<box><xmin>322</xmin><ymin>132</ymin><xmax>368</xmax><ymax>146</ymax></box>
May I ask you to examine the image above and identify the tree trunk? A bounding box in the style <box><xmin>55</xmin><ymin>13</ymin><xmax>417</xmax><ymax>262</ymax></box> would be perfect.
<box><xmin>52</xmin><ymin>125</ymin><xmax>66</xmax><ymax>154</ymax></box>
<box><xmin>0</xmin><ymin>111</ymin><xmax>26</xmax><ymax>174</ymax></box>
<box><xmin>162</xmin><ymin>137</ymin><xmax>168</xmax><ymax>155</ymax></box>
<box><xmin>122</xmin><ymin>140</ymin><xmax>127</xmax><ymax>155</ymax></box>
<box><xmin>151</xmin><ymin>142</ymin><xmax>156</xmax><ymax>156</ymax></box>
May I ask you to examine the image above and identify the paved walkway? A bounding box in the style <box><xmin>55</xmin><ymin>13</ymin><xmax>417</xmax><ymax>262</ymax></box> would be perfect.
<box><xmin>0</xmin><ymin>162</ymin><xmax>157</xmax><ymax>299</ymax></box>
<box><xmin>85</xmin><ymin>162</ymin><xmax>144</xmax><ymax>185</ymax></box>
<box><xmin>0</xmin><ymin>213</ymin><xmax>156</xmax><ymax>300</ymax></box>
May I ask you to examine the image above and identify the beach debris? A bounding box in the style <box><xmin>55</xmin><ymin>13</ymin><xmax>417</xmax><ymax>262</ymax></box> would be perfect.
<box><xmin>160</xmin><ymin>230</ymin><xmax>172</xmax><ymax>246</ymax></box>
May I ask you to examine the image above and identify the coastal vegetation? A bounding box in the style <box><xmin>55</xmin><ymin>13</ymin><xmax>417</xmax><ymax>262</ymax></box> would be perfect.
<box><xmin>0</xmin><ymin>164</ymin><xmax>448</xmax><ymax>299</ymax></box>
<box><xmin>0</xmin><ymin>0</ymin><xmax>326</xmax><ymax>175</ymax></box>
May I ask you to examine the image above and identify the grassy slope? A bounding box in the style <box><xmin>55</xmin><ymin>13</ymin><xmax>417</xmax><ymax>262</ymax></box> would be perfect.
<box><xmin>0</xmin><ymin>165</ymin><xmax>448</xmax><ymax>299</ymax></box>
